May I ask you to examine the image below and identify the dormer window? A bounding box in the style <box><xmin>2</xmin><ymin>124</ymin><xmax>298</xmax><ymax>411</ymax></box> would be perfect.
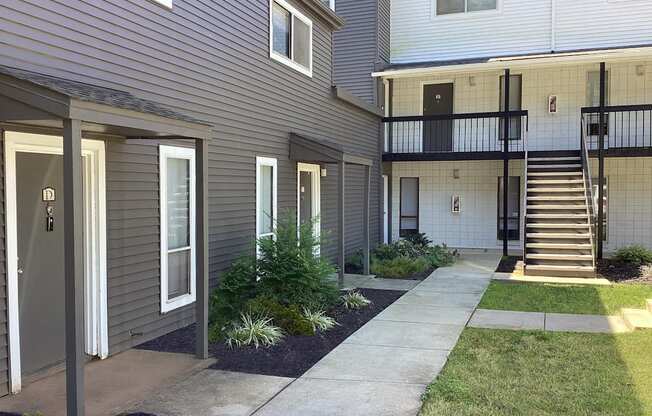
<box><xmin>436</xmin><ymin>0</ymin><xmax>496</xmax><ymax>15</ymax></box>
<box><xmin>270</xmin><ymin>0</ymin><xmax>313</xmax><ymax>77</ymax></box>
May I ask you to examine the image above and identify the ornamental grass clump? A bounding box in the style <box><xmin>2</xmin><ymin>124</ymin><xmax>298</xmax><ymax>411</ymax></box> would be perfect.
<box><xmin>303</xmin><ymin>308</ymin><xmax>338</xmax><ymax>332</ymax></box>
<box><xmin>225</xmin><ymin>313</ymin><xmax>283</xmax><ymax>349</ymax></box>
<box><xmin>341</xmin><ymin>291</ymin><xmax>371</xmax><ymax>310</ymax></box>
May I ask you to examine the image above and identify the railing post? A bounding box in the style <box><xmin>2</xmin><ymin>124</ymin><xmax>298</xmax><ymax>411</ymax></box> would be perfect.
<box><xmin>388</xmin><ymin>79</ymin><xmax>394</xmax><ymax>154</ymax></box>
<box><xmin>597</xmin><ymin>62</ymin><xmax>605</xmax><ymax>260</ymax></box>
<box><xmin>502</xmin><ymin>69</ymin><xmax>510</xmax><ymax>257</ymax></box>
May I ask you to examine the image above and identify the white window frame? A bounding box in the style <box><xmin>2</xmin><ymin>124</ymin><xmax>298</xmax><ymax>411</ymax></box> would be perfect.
<box><xmin>149</xmin><ymin>0</ymin><xmax>173</xmax><ymax>8</ymax></box>
<box><xmin>159</xmin><ymin>145</ymin><xmax>196</xmax><ymax>314</ymax></box>
<box><xmin>269</xmin><ymin>0</ymin><xmax>314</xmax><ymax>77</ymax></box>
<box><xmin>256</xmin><ymin>156</ymin><xmax>278</xmax><ymax>242</ymax></box>
<box><xmin>432</xmin><ymin>0</ymin><xmax>500</xmax><ymax>18</ymax></box>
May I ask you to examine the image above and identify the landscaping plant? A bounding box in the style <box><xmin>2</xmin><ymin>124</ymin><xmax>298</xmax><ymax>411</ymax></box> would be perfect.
<box><xmin>225</xmin><ymin>313</ymin><xmax>283</xmax><ymax>349</ymax></box>
<box><xmin>303</xmin><ymin>308</ymin><xmax>338</xmax><ymax>332</ymax></box>
<box><xmin>371</xmin><ymin>255</ymin><xmax>430</xmax><ymax>279</ymax></box>
<box><xmin>247</xmin><ymin>295</ymin><xmax>315</xmax><ymax>336</ymax></box>
<box><xmin>341</xmin><ymin>290</ymin><xmax>372</xmax><ymax>310</ymax></box>
<box><xmin>614</xmin><ymin>245</ymin><xmax>652</xmax><ymax>265</ymax></box>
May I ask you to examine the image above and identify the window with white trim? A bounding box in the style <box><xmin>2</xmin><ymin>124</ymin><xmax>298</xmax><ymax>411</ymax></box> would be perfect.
<box><xmin>256</xmin><ymin>157</ymin><xmax>278</xmax><ymax>241</ymax></box>
<box><xmin>270</xmin><ymin>0</ymin><xmax>313</xmax><ymax>77</ymax></box>
<box><xmin>160</xmin><ymin>145</ymin><xmax>196</xmax><ymax>313</ymax></box>
<box><xmin>435</xmin><ymin>0</ymin><xmax>496</xmax><ymax>15</ymax></box>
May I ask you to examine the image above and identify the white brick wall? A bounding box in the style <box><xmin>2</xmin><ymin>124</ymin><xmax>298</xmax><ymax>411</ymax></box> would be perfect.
<box><xmin>390</xmin><ymin>61</ymin><xmax>652</xmax><ymax>152</ymax></box>
<box><xmin>389</xmin><ymin>158</ymin><xmax>652</xmax><ymax>252</ymax></box>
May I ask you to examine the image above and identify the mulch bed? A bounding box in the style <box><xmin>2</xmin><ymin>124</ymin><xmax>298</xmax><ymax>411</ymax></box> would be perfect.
<box><xmin>136</xmin><ymin>288</ymin><xmax>406</xmax><ymax>378</ymax></box>
<box><xmin>597</xmin><ymin>259</ymin><xmax>652</xmax><ymax>284</ymax></box>
<box><xmin>496</xmin><ymin>256</ymin><xmax>522</xmax><ymax>273</ymax></box>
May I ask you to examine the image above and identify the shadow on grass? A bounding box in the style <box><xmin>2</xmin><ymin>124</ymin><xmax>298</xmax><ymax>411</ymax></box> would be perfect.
<box><xmin>420</xmin><ymin>328</ymin><xmax>651</xmax><ymax>416</ymax></box>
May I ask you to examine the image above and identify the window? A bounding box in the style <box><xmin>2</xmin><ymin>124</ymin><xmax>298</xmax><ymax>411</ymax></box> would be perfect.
<box><xmin>270</xmin><ymin>0</ymin><xmax>313</xmax><ymax>76</ymax></box>
<box><xmin>159</xmin><ymin>145</ymin><xmax>196</xmax><ymax>313</ymax></box>
<box><xmin>497</xmin><ymin>176</ymin><xmax>520</xmax><ymax>240</ymax></box>
<box><xmin>257</xmin><ymin>157</ymin><xmax>278</xmax><ymax>242</ymax></box>
<box><xmin>400</xmin><ymin>178</ymin><xmax>419</xmax><ymax>237</ymax></box>
<box><xmin>436</xmin><ymin>0</ymin><xmax>497</xmax><ymax>15</ymax></box>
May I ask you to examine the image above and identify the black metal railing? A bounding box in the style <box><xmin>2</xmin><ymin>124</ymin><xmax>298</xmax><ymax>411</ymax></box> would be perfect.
<box><xmin>581</xmin><ymin>104</ymin><xmax>652</xmax><ymax>150</ymax></box>
<box><xmin>383</xmin><ymin>110</ymin><xmax>528</xmax><ymax>154</ymax></box>
<box><xmin>580</xmin><ymin>114</ymin><xmax>598</xmax><ymax>268</ymax></box>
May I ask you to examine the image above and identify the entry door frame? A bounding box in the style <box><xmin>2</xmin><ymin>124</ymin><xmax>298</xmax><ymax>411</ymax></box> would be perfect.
<box><xmin>4</xmin><ymin>131</ymin><xmax>108</xmax><ymax>393</ymax></box>
<box><xmin>421</xmin><ymin>80</ymin><xmax>455</xmax><ymax>152</ymax></box>
<box><xmin>297</xmin><ymin>163</ymin><xmax>321</xmax><ymax>250</ymax></box>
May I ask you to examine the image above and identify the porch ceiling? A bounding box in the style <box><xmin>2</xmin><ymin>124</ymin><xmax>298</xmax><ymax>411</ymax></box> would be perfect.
<box><xmin>289</xmin><ymin>132</ymin><xmax>373</xmax><ymax>166</ymax></box>
<box><xmin>373</xmin><ymin>44</ymin><xmax>652</xmax><ymax>79</ymax></box>
<box><xmin>0</xmin><ymin>65</ymin><xmax>212</xmax><ymax>139</ymax></box>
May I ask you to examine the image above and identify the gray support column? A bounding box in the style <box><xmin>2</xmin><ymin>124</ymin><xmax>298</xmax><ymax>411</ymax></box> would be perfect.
<box><xmin>387</xmin><ymin>174</ymin><xmax>393</xmax><ymax>244</ymax></box>
<box><xmin>63</xmin><ymin>118</ymin><xmax>85</xmax><ymax>416</ymax></box>
<box><xmin>338</xmin><ymin>161</ymin><xmax>345</xmax><ymax>287</ymax></box>
<box><xmin>195</xmin><ymin>138</ymin><xmax>209</xmax><ymax>359</ymax></box>
<box><xmin>502</xmin><ymin>69</ymin><xmax>510</xmax><ymax>257</ymax></box>
<box><xmin>597</xmin><ymin>62</ymin><xmax>606</xmax><ymax>259</ymax></box>
<box><xmin>362</xmin><ymin>165</ymin><xmax>371</xmax><ymax>275</ymax></box>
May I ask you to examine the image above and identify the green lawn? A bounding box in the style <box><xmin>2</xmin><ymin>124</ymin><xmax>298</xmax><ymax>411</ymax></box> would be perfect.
<box><xmin>420</xmin><ymin>328</ymin><xmax>652</xmax><ymax>416</ymax></box>
<box><xmin>478</xmin><ymin>281</ymin><xmax>652</xmax><ymax>315</ymax></box>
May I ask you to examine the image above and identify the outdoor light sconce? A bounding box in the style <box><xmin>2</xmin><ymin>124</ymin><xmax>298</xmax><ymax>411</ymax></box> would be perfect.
<box><xmin>548</xmin><ymin>95</ymin><xmax>558</xmax><ymax>114</ymax></box>
<box><xmin>451</xmin><ymin>195</ymin><xmax>461</xmax><ymax>213</ymax></box>
<box><xmin>468</xmin><ymin>76</ymin><xmax>476</xmax><ymax>87</ymax></box>
<box><xmin>320</xmin><ymin>168</ymin><xmax>328</xmax><ymax>177</ymax></box>
<box><xmin>636</xmin><ymin>65</ymin><xmax>646</xmax><ymax>77</ymax></box>
<box><xmin>453</xmin><ymin>168</ymin><xmax>460</xmax><ymax>179</ymax></box>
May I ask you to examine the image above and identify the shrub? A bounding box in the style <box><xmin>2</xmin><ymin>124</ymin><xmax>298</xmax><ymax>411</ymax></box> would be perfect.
<box><xmin>345</xmin><ymin>250</ymin><xmax>364</xmax><ymax>274</ymax></box>
<box><xmin>341</xmin><ymin>291</ymin><xmax>372</xmax><ymax>310</ymax></box>
<box><xmin>372</xmin><ymin>243</ymin><xmax>400</xmax><ymax>261</ymax></box>
<box><xmin>403</xmin><ymin>232</ymin><xmax>432</xmax><ymax>249</ymax></box>
<box><xmin>424</xmin><ymin>244</ymin><xmax>458</xmax><ymax>268</ymax></box>
<box><xmin>614</xmin><ymin>245</ymin><xmax>652</xmax><ymax>265</ymax></box>
<box><xmin>371</xmin><ymin>256</ymin><xmax>430</xmax><ymax>279</ymax></box>
<box><xmin>257</xmin><ymin>212</ymin><xmax>339</xmax><ymax>310</ymax></box>
<box><xmin>225</xmin><ymin>313</ymin><xmax>283</xmax><ymax>349</ymax></box>
<box><xmin>247</xmin><ymin>296</ymin><xmax>315</xmax><ymax>336</ymax></box>
<box><xmin>208</xmin><ymin>256</ymin><xmax>258</xmax><ymax>341</ymax></box>
<box><xmin>303</xmin><ymin>309</ymin><xmax>338</xmax><ymax>332</ymax></box>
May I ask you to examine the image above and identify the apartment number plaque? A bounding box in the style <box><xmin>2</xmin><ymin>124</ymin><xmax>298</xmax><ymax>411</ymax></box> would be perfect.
<box><xmin>42</xmin><ymin>187</ymin><xmax>56</xmax><ymax>202</ymax></box>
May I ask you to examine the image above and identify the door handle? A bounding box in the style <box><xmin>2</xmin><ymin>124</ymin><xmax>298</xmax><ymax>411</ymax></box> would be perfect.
<box><xmin>17</xmin><ymin>268</ymin><xmax>23</xmax><ymax>276</ymax></box>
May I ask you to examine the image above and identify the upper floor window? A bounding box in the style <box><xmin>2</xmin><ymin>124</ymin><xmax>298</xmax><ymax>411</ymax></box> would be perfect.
<box><xmin>270</xmin><ymin>0</ymin><xmax>313</xmax><ymax>77</ymax></box>
<box><xmin>436</xmin><ymin>0</ymin><xmax>496</xmax><ymax>15</ymax></box>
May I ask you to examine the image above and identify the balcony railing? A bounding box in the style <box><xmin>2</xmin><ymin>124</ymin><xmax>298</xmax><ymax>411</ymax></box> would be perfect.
<box><xmin>383</xmin><ymin>110</ymin><xmax>528</xmax><ymax>155</ymax></box>
<box><xmin>580</xmin><ymin>114</ymin><xmax>598</xmax><ymax>269</ymax></box>
<box><xmin>581</xmin><ymin>104</ymin><xmax>652</xmax><ymax>151</ymax></box>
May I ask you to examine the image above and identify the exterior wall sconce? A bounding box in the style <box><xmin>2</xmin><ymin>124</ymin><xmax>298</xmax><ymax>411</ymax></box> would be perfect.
<box><xmin>320</xmin><ymin>168</ymin><xmax>328</xmax><ymax>177</ymax></box>
<box><xmin>548</xmin><ymin>95</ymin><xmax>558</xmax><ymax>114</ymax></box>
<box><xmin>468</xmin><ymin>76</ymin><xmax>476</xmax><ymax>87</ymax></box>
<box><xmin>453</xmin><ymin>168</ymin><xmax>460</xmax><ymax>179</ymax></box>
<box><xmin>636</xmin><ymin>65</ymin><xmax>646</xmax><ymax>77</ymax></box>
<box><xmin>451</xmin><ymin>195</ymin><xmax>461</xmax><ymax>213</ymax></box>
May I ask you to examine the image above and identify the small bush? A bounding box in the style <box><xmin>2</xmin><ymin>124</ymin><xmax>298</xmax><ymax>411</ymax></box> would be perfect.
<box><xmin>403</xmin><ymin>232</ymin><xmax>432</xmax><ymax>249</ymax></box>
<box><xmin>371</xmin><ymin>256</ymin><xmax>430</xmax><ymax>279</ymax></box>
<box><xmin>246</xmin><ymin>296</ymin><xmax>315</xmax><ymax>336</ymax></box>
<box><xmin>303</xmin><ymin>309</ymin><xmax>338</xmax><ymax>332</ymax></box>
<box><xmin>345</xmin><ymin>250</ymin><xmax>364</xmax><ymax>274</ymax></box>
<box><xmin>424</xmin><ymin>244</ymin><xmax>458</xmax><ymax>268</ymax></box>
<box><xmin>225</xmin><ymin>314</ymin><xmax>283</xmax><ymax>349</ymax></box>
<box><xmin>614</xmin><ymin>245</ymin><xmax>652</xmax><ymax>265</ymax></box>
<box><xmin>341</xmin><ymin>291</ymin><xmax>372</xmax><ymax>310</ymax></box>
<box><xmin>373</xmin><ymin>243</ymin><xmax>400</xmax><ymax>261</ymax></box>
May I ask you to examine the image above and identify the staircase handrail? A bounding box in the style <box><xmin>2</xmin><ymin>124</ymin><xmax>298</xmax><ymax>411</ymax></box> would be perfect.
<box><xmin>522</xmin><ymin>119</ymin><xmax>529</xmax><ymax>268</ymax></box>
<box><xmin>580</xmin><ymin>114</ymin><xmax>598</xmax><ymax>269</ymax></box>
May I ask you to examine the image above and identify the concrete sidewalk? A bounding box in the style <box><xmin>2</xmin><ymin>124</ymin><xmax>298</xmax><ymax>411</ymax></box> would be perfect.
<box><xmin>469</xmin><ymin>309</ymin><xmax>632</xmax><ymax>333</ymax></box>
<box><xmin>254</xmin><ymin>251</ymin><xmax>501</xmax><ymax>416</ymax></box>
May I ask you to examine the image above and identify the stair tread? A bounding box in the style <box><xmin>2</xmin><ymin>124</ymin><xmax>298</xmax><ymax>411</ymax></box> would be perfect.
<box><xmin>527</xmin><ymin>196</ymin><xmax>586</xmax><ymax>201</ymax></box>
<box><xmin>527</xmin><ymin>243</ymin><xmax>592</xmax><ymax>249</ymax></box>
<box><xmin>527</xmin><ymin>253</ymin><xmax>593</xmax><ymax>260</ymax></box>
<box><xmin>527</xmin><ymin>264</ymin><xmax>595</xmax><ymax>271</ymax></box>
<box><xmin>528</xmin><ymin>180</ymin><xmax>584</xmax><ymax>185</ymax></box>
<box><xmin>527</xmin><ymin>233</ymin><xmax>591</xmax><ymax>239</ymax></box>
<box><xmin>622</xmin><ymin>309</ymin><xmax>652</xmax><ymax>329</ymax></box>
<box><xmin>528</xmin><ymin>187</ymin><xmax>585</xmax><ymax>192</ymax></box>
<box><xmin>526</xmin><ymin>223</ymin><xmax>590</xmax><ymax>228</ymax></box>
<box><xmin>529</xmin><ymin>157</ymin><xmax>581</xmax><ymax>162</ymax></box>
<box><xmin>527</xmin><ymin>205</ymin><xmax>587</xmax><ymax>210</ymax></box>
<box><xmin>528</xmin><ymin>171</ymin><xmax>583</xmax><ymax>176</ymax></box>
<box><xmin>529</xmin><ymin>164</ymin><xmax>582</xmax><ymax>169</ymax></box>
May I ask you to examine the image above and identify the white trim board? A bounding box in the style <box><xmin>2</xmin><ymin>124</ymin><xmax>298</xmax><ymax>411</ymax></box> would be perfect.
<box><xmin>4</xmin><ymin>131</ymin><xmax>108</xmax><ymax>393</ymax></box>
<box><xmin>269</xmin><ymin>0</ymin><xmax>314</xmax><ymax>77</ymax></box>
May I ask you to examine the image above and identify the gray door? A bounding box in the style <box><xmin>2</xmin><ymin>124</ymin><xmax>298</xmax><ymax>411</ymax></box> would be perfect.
<box><xmin>16</xmin><ymin>152</ymin><xmax>68</xmax><ymax>376</ymax></box>
<box><xmin>423</xmin><ymin>83</ymin><xmax>454</xmax><ymax>152</ymax></box>
<box><xmin>299</xmin><ymin>171</ymin><xmax>313</xmax><ymax>226</ymax></box>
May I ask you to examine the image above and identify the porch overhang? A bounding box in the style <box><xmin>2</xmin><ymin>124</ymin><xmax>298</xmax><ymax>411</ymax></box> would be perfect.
<box><xmin>372</xmin><ymin>44</ymin><xmax>652</xmax><ymax>79</ymax></box>
<box><xmin>289</xmin><ymin>132</ymin><xmax>373</xmax><ymax>285</ymax></box>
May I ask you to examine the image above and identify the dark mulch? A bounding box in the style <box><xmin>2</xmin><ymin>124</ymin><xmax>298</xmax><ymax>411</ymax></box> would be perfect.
<box><xmin>136</xmin><ymin>288</ymin><xmax>406</xmax><ymax>378</ymax></box>
<box><xmin>496</xmin><ymin>256</ymin><xmax>522</xmax><ymax>273</ymax></box>
<box><xmin>597</xmin><ymin>259</ymin><xmax>652</xmax><ymax>284</ymax></box>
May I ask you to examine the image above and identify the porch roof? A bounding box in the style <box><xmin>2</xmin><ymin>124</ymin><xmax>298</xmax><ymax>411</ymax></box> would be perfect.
<box><xmin>289</xmin><ymin>132</ymin><xmax>373</xmax><ymax>166</ymax></box>
<box><xmin>0</xmin><ymin>65</ymin><xmax>212</xmax><ymax>139</ymax></box>
<box><xmin>373</xmin><ymin>44</ymin><xmax>652</xmax><ymax>79</ymax></box>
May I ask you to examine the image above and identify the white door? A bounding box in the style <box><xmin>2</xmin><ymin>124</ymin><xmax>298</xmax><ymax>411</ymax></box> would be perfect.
<box><xmin>383</xmin><ymin>175</ymin><xmax>389</xmax><ymax>244</ymax></box>
<box><xmin>297</xmin><ymin>163</ymin><xmax>321</xmax><ymax>245</ymax></box>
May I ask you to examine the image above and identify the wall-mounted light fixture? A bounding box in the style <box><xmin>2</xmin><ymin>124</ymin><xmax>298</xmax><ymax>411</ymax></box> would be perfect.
<box><xmin>453</xmin><ymin>168</ymin><xmax>460</xmax><ymax>179</ymax></box>
<box><xmin>548</xmin><ymin>95</ymin><xmax>558</xmax><ymax>114</ymax></box>
<box><xmin>320</xmin><ymin>168</ymin><xmax>328</xmax><ymax>177</ymax></box>
<box><xmin>636</xmin><ymin>65</ymin><xmax>646</xmax><ymax>77</ymax></box>
<box><xmin>468</xmin><ymin>76</ymin><xmax>476</xmax><ymax>87</ymax></box>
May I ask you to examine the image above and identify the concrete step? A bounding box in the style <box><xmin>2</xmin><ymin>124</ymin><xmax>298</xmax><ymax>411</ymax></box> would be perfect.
<box><xmin>528</xmin><ymin>157</ymin><xmax>581</xmax><ymax>162</ymax></box>
<box><xmin>526</xmin><ymin>264</ymin><xmax>595</xmax><ymax>277</ymax></box>
<box><xmin>527</xmin><ymin>233</ymin><xmax>591</xmax><ymax>239</ymax></box>
<box><xmin>527</xmin><ymin>171</ymin><xmax>583</xmax><ymax>177</ymax></box>
<box><xmin>528</xmin><ymin>179</ymin><xmax>584</xmax><ymax>185</ymax></box>
<box><xmin>527</xmin><ymin>196</ymin><xmax>586</xmax><ymax>201</ymax></box>
<box><xmin>527</xmin><ymin>205</ymin><xmax>587</xmax><ymax>210</ymax></box>
<box><xmin>526</xmin><ymin>223</ymin><xmax>590</xmax><ymax>229</ymax></box>
<box><xmin>527</xmin><ymin>253</ymin><xmax>593</xmax><ymax>261</ymax></box>
<box><xmin>527</xmin><ymin>243</ymin><xmax>593</xmax><ymax>250</ymax></box>
<box><xmin>527</xmin><ymin>187</ymin><xmax>585</xmax><ymax>193</ymax></box>
<box><xmin>528</xmin><ymin>164</ymin><xmax>582</xmax><ymax>169</ymax></box>
<box><xmin>528</xmin><ymin>214</ymin><xmax>589</xmax><ymax>219</ymax></box>
<box><xmin>621</xmin><ymin>308</ymin><xmax>652</xmax><ymax>330</ymax></box>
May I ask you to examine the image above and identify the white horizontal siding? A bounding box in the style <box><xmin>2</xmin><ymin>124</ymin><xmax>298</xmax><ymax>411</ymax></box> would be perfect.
<box><xmin>391</xmin><ymin>0</ymin><xmax>652</xmax><ymax>65</ymax></box>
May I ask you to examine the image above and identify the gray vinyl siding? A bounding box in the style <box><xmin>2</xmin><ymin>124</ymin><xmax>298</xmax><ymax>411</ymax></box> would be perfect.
<box><xmin>0</xmin><ymin>0</ymin><xmax>381</xmax><ymax>390</ymax></box>
<box><xmin>377</xmin><ymin>0</ymin><xmax>391</xmax><ymax>65</ymax></box>
<box><xmin>333</xmin><ymin>0</ymin><xmax>379</xmax><ymax>105</ymax></box>
<box><xmin>0</xmin><ymin>132</ymin><xmax>7</xmax><ymax>397</ymax></box>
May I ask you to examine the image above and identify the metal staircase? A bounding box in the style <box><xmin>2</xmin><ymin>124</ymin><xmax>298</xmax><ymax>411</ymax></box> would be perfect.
<box><xmin>524</xmin><ymin>153</ymin><xmax>596</xmax><ymax>277</ymax></box>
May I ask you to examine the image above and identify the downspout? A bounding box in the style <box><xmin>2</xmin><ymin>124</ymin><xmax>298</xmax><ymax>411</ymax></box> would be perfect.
<box><xmin>550</xmin><ymin>0</ymin><xmax>556</xmax><ymax>52</ymax></box>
